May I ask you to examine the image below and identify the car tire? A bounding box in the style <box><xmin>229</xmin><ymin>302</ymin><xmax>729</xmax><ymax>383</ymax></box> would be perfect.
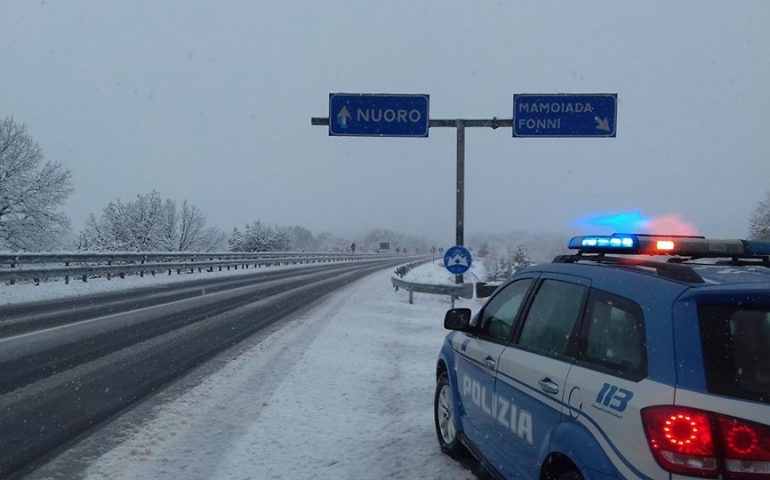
<box><xmin>434</xmin><ymin>371</ymin><xmax>467</xmax><ymax>459</ymax></box>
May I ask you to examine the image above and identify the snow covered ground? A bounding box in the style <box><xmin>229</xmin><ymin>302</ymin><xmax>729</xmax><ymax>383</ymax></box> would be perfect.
<box><xmin>28</xmin><ymin>265</ymin><xmax>486</xmax><ymax>480</ymax></box>
<box><xmin>403</xmin><ymin>258</ymin><xmax>487</xmax><ymax>286</ymax></box>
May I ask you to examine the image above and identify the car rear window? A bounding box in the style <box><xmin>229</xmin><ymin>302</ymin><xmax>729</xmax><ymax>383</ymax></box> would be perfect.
<box><xmin>697</xmin><ymin>305</ymin><xmax>770</xmax><ymax>404</ymax></box>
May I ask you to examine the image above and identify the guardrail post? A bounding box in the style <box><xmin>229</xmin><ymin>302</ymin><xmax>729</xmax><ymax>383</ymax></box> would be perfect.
<box><xmin>409</xmin><ymin>290</ymin><xmax>414</xmax><ymax>304</ymax></box>
<box><xmin>6</xmin><ymin>258</ymin><xmax>16</xmax><ymax>285</ymax></box>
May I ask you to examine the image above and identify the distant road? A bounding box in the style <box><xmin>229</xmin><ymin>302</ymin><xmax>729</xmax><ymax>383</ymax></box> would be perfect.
<box><xmin>0</xmin><ymin>257</ymin><xmax>410</xmax><ymax>478</ymax></box>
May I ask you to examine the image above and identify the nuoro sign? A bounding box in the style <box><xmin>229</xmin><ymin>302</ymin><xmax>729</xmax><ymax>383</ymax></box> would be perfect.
<box><xmin>328</xmin><ymin>93</ymin><xmax>429</xmax><ymax>137</ymax></box>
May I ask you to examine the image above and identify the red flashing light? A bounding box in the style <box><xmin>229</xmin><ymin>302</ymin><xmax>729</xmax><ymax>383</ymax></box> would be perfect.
<box><xmin>662</xmin><ymin>413</ymin><xmax>712</xmax><ymax>452</ymax></box>
<box><xmin>643</xmin><ymin>406</ymin><xmax>770</xmax><ymax>478</ymax></box>
<box><xmin>656</xmin><ymin>240</ymin><xmax>676</xmax><ymax>251</ymax></box>
<box><xmin>642</xmin><ymin>407</ymin><xmax>717</xmax><ymax>477</ymax></box>
<box><xmin>726</xmin><ymin>424</ymin><xmax>759</xmax><ymax>456</ymax></box>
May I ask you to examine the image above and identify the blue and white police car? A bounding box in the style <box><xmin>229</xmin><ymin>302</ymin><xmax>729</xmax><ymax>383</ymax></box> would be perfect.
<box><xmin>434</xmin><ymin>234</ymin><xmax>770</xmax><ymax>480</ymax></box>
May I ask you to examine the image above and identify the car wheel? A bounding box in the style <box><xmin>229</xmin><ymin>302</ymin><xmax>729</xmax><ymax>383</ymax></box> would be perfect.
<box><xmin>434</xmin><ymin>371</ymin><xmax>467</xmax><ymax>458</ymax></box>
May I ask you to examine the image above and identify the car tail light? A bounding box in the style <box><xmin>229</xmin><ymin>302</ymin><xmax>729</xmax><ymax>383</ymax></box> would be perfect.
<box><xmin>642</xmin><ymin>406</ymin><xmax>770</xmax><ymax>479</ymax></box>
<box><xmin>717</xmin><ymin>416</ymin><xmax>770</xmax><ymax>479</ymax></box>
<box><xmin>641</xmin><ymin>407</ymin><xmax>718</xmax><ymax>477</ymax></box>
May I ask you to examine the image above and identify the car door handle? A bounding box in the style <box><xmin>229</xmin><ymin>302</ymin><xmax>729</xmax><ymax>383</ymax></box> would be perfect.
<box><xmin>483</xmin><ymin>356</ymin><xmax>496</xmax><ymax>369</ymax></box>
<box><xmin>538</xmin><ymin>378</ymin><xmax>560</xmax><ymax>395</ymax></box>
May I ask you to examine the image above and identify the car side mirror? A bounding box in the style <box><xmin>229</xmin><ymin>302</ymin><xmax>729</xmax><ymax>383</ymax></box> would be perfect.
<box><xmin>444</xmin><ymin>308</ymin><xmax>472</xmax><ymax>331</ymax></box>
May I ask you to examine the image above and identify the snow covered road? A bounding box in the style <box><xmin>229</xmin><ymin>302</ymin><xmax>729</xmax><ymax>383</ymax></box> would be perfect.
<box><xmin>29</xmin><ymin>265</ymin><xmax>482</xmax><ymax>479</ymax></box>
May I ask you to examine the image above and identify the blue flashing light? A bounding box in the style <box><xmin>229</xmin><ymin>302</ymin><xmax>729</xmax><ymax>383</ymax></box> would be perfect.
<box><xmin>573</xmin><ymin>211</ymin><xmax>650</xmax><ymax>233</ymax></box>
<box><xmin>744</xmin><ymin>240</ymin><xmax>770</xmax><ymax>255</ymax></box>
<box><xmin>568</xmin><ymin>234</ymin><xmax>639</xmax><ymax>251</ymax></box>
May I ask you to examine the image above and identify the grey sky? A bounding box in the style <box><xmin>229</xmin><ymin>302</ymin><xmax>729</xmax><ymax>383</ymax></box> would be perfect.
<box><xmin>2</xmin><ymin>1</ymin><xmax>769</xmax><ymax>242</ymax></box>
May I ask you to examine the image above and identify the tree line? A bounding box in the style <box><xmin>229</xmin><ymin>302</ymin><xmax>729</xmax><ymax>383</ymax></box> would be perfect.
<box><xmin>0</xmin><ymin>117</ymin><xmax>430</xmax><ymax>253</ymax></box>
<box><xmin>12</xmin><ymin>114</ymin><xmax>770</xmax><ymax>254</ymax></box>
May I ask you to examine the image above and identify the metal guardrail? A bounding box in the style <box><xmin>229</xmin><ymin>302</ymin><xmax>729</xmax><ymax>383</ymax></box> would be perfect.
<box><xmin>390</xmin><ymin>261</ymin><xmax>503</xmax><ymax>306</ymax></box>
<box><xmin>0</xmin><ymin>251</ymin><xmax>365</xmax><ymax>266</ymax></box>
<box><xmin>391</xmin><ymin>261</ymin><xmax>474</xmax><ymax>307</ymax></box>
<box><xmin>0</xmin><ymin>252</ymin><xmax>394</xmax><ymax>285</ymax></box>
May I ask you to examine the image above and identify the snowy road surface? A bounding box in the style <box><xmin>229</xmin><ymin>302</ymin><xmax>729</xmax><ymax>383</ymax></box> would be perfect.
<box><xmin>29</xmin><ymin>265</ymin><xmax>483</xmax><ymax>479</ymax></box>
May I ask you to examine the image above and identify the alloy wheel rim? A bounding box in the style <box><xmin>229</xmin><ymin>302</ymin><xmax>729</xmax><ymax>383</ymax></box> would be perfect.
<box><xmin>437</xmin><ymin>384</ymin><xmax>456</xmax><ymax>443</ymax></box>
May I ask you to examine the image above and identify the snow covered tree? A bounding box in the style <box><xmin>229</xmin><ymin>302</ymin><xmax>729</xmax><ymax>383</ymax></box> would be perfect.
<box><xmin>229</xmin><ymin>221</ymin><xmax>291</xmax><ymax>252</ymax></box>
<box><xmin>510</xmin><ymin>245</ymin><xmax>532</xmax><ymax>272</ymax></box>
<box><xmin>317</xmin><ymin>232</ymin><xmax>350</xmax><ymax>252</ymax></box>
<box><xmin>477</xmin><ymin>242</ymin><xmax>490</xmax><ymax>258</ymax></box>
<box><xmin>0</xmin><ymin>117</ymin><xmax>73</xmax><ymax>251</ymax></box>
<box><xmin>80</xmin><ymin>191</ymin><xmax>223</xmax><ymax>251</ymax></box>
<box><xmin>281</xmin><ymin>225</ymin><xmax>319</xmax><ymax>251</ymax></box>
<box><xmin>227</xmin><ymin>227</ymin><xmax>244</xmax><ymax>251</ymax></box>
<box><xmin>749</xmin><ymin>191</ymin><xmax>770</xmax><ymax>241</ymax></box>
<box><xmin>176</xmin><ymin>200</ymin><xmax>214</xmax><ymax>252</ymax></box>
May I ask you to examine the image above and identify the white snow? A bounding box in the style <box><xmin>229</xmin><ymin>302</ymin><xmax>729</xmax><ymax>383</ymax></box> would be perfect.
<box><xmin>30</xmin><ymin>266</ymin><xmax>486</xmax><ymax>480</ymax></box>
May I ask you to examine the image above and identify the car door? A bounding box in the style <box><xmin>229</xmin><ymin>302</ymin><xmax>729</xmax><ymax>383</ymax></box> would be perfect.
<box><xmin>560</xmin><ymin>289</ymin><xmax>668</xmax><ymax>479</ymax></box>
<box><xmin>452</xmin><ymin>275</ymin><xmax>537</xmax><ymax>457</ymax></box>
<box><xmin>494</xmin><ymin>274</ymin><xmax>589</xmax><ymax>479</ymax></box>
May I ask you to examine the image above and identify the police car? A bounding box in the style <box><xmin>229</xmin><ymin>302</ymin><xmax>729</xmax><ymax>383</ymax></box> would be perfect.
<box><xmin>434</xmin><ymin>234</ymin><xmax>770</xmax><ymax>480</ymax></box>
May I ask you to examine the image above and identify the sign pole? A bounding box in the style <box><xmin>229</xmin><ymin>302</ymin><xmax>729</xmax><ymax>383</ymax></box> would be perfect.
<box><xmin>314</xmin><ymin>92</ymin><xmax>618</xmax><ymax>283</ymax></box>
<box><xmin>455</xmin><ymin>120</ymin><xmax>465</xmax><ymax>284</ymax></box>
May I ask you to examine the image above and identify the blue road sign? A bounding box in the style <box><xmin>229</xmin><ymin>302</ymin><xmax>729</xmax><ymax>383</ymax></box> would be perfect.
<box><xmin>513</xmin><ymin>93</ymin><xmax>617</xmax><ymax>137</ymax></box>
<box><xmin>444</xmin><ymin>245</ymin><xmax>472</xmax><ymax>275</ymax></box>
<box><xmin>329</xmin><ymin>93</ymin><xmax>429</xmax><ymax>137</ymax></box>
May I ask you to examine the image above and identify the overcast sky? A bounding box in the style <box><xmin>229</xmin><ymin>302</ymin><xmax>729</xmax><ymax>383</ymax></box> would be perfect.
<box><xmin>1</xmin><ymin>1</ymin><xmax>769</xmax><ymax>242</ymax></box>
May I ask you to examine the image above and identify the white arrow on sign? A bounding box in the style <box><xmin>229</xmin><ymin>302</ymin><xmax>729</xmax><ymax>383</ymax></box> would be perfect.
<box><xmin>594</xmin><ymin>117</ymin><xmax>610</xmax><ymax>131</ymax></box>
<box><xmin>337</xmin><ymin>105</ymin><xmax>351</xmax><ymax>128</ymax></box>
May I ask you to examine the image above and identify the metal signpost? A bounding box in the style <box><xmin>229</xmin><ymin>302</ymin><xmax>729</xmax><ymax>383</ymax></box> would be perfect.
<box><xmin>312</xmin><ymin>92</ymin><xmax>617</xmax><ymax>284</ymax></box>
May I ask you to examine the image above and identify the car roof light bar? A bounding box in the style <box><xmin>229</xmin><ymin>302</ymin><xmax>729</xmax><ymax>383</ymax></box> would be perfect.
<box><xmin>568</xmin><ymin>234</ymin><xmax>767</xmax><ymax>258</ymax></box>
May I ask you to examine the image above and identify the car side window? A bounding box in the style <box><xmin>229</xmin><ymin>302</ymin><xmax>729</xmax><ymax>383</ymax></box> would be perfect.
<box><xmin>579</xmin><ymin>290</ymin><xmax>646</xmax><ymax>379</ymax></box>
<box><xmin>516</xmin><ymin>279</ymin><xmax>586</xmax><ymax>357</ymax></box>
<box><xmin>478</xmin><ymin>279</ymin><xmax>534</xmax><ymax>343</ymax></box>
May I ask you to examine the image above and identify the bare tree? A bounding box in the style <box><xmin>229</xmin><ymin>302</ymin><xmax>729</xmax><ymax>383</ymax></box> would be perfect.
<box><xmin>177</xmin><ymin>200</ymin><xmax>206</xmax><ymax>251</ymax></box>
<box><xmin>0</xmin><ymin>117</ymin><xmax>73</xmax><ymax>251</ymax></box>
